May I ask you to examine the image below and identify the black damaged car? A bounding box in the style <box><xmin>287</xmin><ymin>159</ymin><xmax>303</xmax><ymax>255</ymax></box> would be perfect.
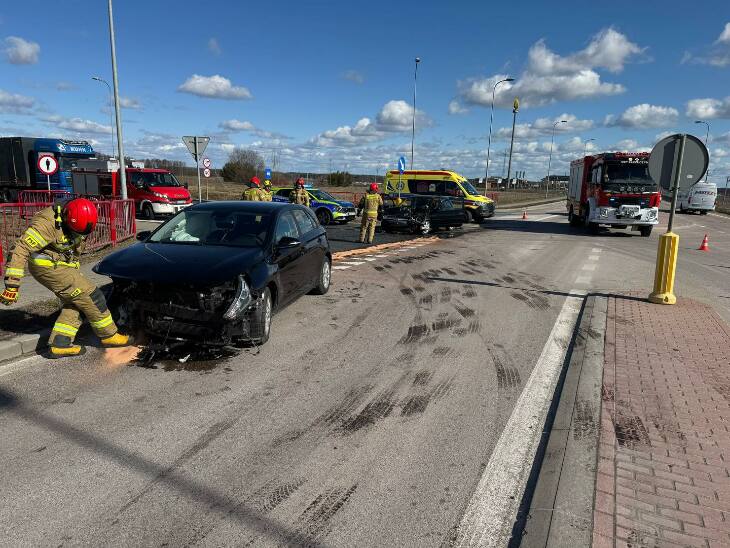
<box><xmin>381</xmin><ymin>194</ymin><xmax>467</xmax><ymax>235</ymax></box>
<box><xmin>94</xmin><ymin>201</ymin><xmax>331</xmax><ymax>347</ymax></box>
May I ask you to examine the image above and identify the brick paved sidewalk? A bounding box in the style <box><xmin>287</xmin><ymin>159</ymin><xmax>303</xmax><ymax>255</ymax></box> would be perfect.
<box><xmin>593</xmin><ymin>296</ymin><xmax>730</xmax><ymax>547</ymax></box>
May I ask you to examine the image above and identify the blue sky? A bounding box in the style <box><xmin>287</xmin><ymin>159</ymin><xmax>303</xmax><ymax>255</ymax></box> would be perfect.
<box><xmin>1</xmin><ymin>0</ymin><xmax>730</xmax><ymax>184</ymax></box>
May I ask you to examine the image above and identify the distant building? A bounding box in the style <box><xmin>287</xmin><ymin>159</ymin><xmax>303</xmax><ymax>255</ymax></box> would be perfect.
<box><xmin>541</xmin><ymin>175</ymin><xmax>569</xmax><ymax>184</ymax></box>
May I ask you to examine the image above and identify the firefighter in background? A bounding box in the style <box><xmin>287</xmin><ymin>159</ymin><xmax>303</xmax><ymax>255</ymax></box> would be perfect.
<box><xmin>0</xmin><ymin>198</ymin><xmax>130</xmax><ymax>357</ymax></box>
<box><xmin>241</xmin><ymin>176</ymin><xmax>266</xmax><ymax>201</ymax></box>
<box><xmin>358</xmin><ymin>183</ymin><xmax>383</xmax><ymax>244</ymax></box>
<box><xmin>261</xmin><ymin>180</ymin><xmax>273</xmax><ymax>202</ymax></box>
<box><xmin>290</xmin><ymin>178</ymin><xmax>310</xmax><ymax>207</ymax></box>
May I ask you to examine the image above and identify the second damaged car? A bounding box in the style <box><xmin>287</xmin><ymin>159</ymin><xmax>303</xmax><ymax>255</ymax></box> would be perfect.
<box><xmin>94</xmin><ymin>201</ymin><xmax>331</xmax><ymax>347</ymax></box>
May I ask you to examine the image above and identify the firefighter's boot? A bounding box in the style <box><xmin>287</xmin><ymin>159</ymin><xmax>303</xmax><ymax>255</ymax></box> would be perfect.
<box><xmin>49</xmin><ymin>344</ymin><xmax>86</xmax><ymax>358</ymax></box>
<box><xmin>101</xmin><ymin>332</ymin><xmax>130</xmax><ymax>347</ymax></box>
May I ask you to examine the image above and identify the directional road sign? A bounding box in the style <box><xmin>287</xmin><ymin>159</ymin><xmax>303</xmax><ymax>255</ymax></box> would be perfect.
<box><xmin>264</xmin><ymin>168</ymin><xmax>272</xmax><ymax>180</ymax></box>
<box><xmin>182</xmin><ymin>136</ymin><xmax>210</xmax><ymax>161</ymax></box>
<box><xmin>649</xmin><ymin>134</ymin><xmax>708</xmax><ymax>192</ymax></box>
<box><xmin>37</xmin><ymin>154</ymin><xmax>58</xmax><ymax>176</ymax></box>
<box><xmin>202</xmin><ymin>157</ymin><xmax>211</xmax><ymax>169</ymax></box>
<box><xmin>203</xmin><ymin>168</ymin><xmax>211</xmax><ymax>178</ymax></box>
<box><xmin>398</xmin><ymin>156</ymin><xmax>406</xmax><ymax>174</ymax></box>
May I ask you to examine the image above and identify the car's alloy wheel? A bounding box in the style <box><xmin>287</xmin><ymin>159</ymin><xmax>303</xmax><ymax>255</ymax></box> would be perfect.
<box><xmin>317</xmin><ymin>209</ymin><xmax>332</xmax><ymax>225</ymax></box>
<box><xmin>142</xmin><ymin>203</ymin><xmax>155</xmax><ymax>220</ymax></box>
<box><xmin>420</xmin><ymin>220</ymin><xmax>431</xmax><ymax>234</ymax></box>
<box><xmin>246</xmin><ymin>288</ymin><xmax>272</xmax><ymax>345</ymax></box>
<box><xmin>310</xmin><ymin>258</ymin><xmax>331</xmax><ymax>295</ymax></box>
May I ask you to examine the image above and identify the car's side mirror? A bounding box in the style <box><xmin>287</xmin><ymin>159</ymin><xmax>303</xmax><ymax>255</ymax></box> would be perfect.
<box><xmin>136</xmin><ymin>230</ymin><xmax>152</xmax><ymax>241</ymax></box>
<box><xmin>277</xmin><ymin>236</ymin><xmax>301</xmax><ymax>249</ymax></box>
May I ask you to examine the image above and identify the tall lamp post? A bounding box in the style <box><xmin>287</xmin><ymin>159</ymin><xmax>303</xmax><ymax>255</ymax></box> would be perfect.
<box><xmin>505</xmin><ymin>97</ymin><xmax>519</xmax><ymax>189</ymax></box>
<box><xmin>695</xmin><ymin>120</ymin><xmax>710</xmax><ymax>182</ymax></box>
<box><xmin>106</xmin><ymin>0</ymin><xmax>127</xmax><ymax>199</ymax></box>
<box><xmin>583</xmin><ymin>138</ymin><xmax>596</xmax><ymax>158</ymax></box>
<box><xmin>410</xmin><ymin>57</ymin><xmax>420</xmax><ymax>170</ymax></box>
<box><xmin>546</xmin><ymin>119</ymin><xmax>567</xmax><ymax>198</ymax></box>
<box><xmin>484</xmin><ymin>77</ymin><xmax>514</xmax><ymax>195</ymax></box>
<box><xmin>91</xmin><ymin>76</ymin><xmax>115</xmax><ymax>159</ymax></box>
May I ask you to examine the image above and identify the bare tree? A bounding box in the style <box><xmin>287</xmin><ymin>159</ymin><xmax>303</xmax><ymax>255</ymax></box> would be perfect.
<box><xmin>221</xmin><ymin>148</ymin><xmax>265</xmax><ymax>183</ymax></box>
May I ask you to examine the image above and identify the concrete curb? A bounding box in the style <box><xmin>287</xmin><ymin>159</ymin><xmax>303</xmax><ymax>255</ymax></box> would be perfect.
<box><xmin>0</xmin><ymin>332</ymin><xmax>46</xmax><ymax>364</ymax></box>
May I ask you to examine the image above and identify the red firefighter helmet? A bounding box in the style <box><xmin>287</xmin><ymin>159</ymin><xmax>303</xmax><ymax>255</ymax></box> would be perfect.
<box><xmin>63</xmin><ymin>198</ymin><xmax>98</xmax><ymax>235</ymax></box>
<box><xmin>369</xmin><ymin>182</ymin><xmax>379</xmax><ymax>192</ymax></box>
<box><xmin>296</xmin><ymin>177</ymin><xmax>305</xmax><ymax>188</ymax></box>
<box><xmin>250</xmin><ymin>176</ymin><xmax>260</xmax><ymax>187</ymax></box>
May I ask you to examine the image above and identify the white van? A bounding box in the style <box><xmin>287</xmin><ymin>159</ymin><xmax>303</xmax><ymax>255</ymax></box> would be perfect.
<box><xmin>678</xmin><ymin>182</ymin><xmax>717</xmax><ymax>215</ymax></box>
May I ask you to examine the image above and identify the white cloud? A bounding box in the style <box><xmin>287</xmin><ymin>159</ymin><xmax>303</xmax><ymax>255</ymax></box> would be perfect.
<box><xmin>686</xmin><ymin>97</ymin><xmax>730</xmax><ymax>119</ymax></box>
<box><xmin>219</xmin><ymin>119</ymin><xmax>286</xmax><ymax>139</ymax></box>
<box><xmin>717</xmin><ymin>23</ymin><xmax>730</xmax><ymax>44</ymax></box>
<box><xmin>496</xmin><ymin>113</ymin><xmax>593</xmax><ymax>139</ymax></box>
<box><xmin>56</xmin><ymin>81</ymin><xmax>75</xmax><ymax>91</ymax></box>
<box><xmin>43</xmin><ymin>115</ymin><xmax>112</xmax><ymax>135</ymax></box>
<box><xmin>0</xmin><ymin>89</ymin><xmax>34</xmax><ymax>113</ymax></box>
<box><xmin>448</xmin><ymin>100</ymin><xmax>468</xmax><ymax>115</ymax></box>
<box><xmin>178</xmin><ymin>74</ymin><xmax>252</xmax><ymax>100</ymax></box>
<box><xmin>342</xmin><ymin>70</ymin><xmax>364</xmax><ymax>84</ymax></box>
<box><xmin>120</xmin><ymin>96</ymin><xmax>141</xmax><ymax>109</ymax></box>
<box><xmin>3</xmin><ymin>36</ymin><xmax>40</xmax><ymax>65</ymax></box>
<box><xmin>311</xmin><ymin>100</ymin><xmax>431</xmax><ymax>147</ymax></box>
<box><xmin>604</xmin><ymin>104</ymin><xmax>679</xmax><ymax>129</ymax></box>
<box><xmin>455</xmin><ymin>28</ymin><xmax>643</xmax><ymax>108</ymax></box>
<box><xmin>208</xmin><ymin>37</ymin><xmax>222</xmax><ymax>55</ymax></box>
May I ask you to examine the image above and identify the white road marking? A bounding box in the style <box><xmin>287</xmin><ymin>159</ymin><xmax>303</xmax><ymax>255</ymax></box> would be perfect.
<box><xmin>341</xmin><ymin>261</ymin><xmax>365</xmax><ymax>266</ymax></box>
<box><xmin>575</xmin><ymin>275</ymin><xmax>592</xmax><ymax>285</ymax></box>
<box><xmin>591</xmin><ymin>247</ymin><xmax>602</xmax><ymax>253</ymax></box>
<box><xmin>374</xmin><ymin>254</ymin><xmax>390</xmax><ymax>258</ymax></box>
<box><xmin>360</xmin><ymin>258</ymin><xmax>377</xmax><ymax>262</ymax></box>
<box><xmin>588</xmin><ymin>255</ymin><xmax>600</xmax><ymax>261</ymax></box>
<box><xmin>332</xmin><ymin>265</ymin><xmax>351</xmax><ymax>270</ymax></box>
<box><xmin>454</xmin><ymin>291</ymin><xmax>585</xmax><ymax>547</ymax></box>
<box><xmin>581</xmin><ymin>263</ymin><xmax>597</xmax><ymax>272</ymax></box>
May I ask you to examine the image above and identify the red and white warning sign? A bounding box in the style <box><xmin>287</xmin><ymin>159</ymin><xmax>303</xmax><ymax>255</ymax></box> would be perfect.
<box><xmin>202</xmin><ymin>157</ymin><xmax>211</xmax><ymax>169</ymax></box>
<box><xmin>203</xmin><ymin>168</ymin><xmax>211</xmax><ymax>178</ymax></box>
<box><xmin>38</xmin><ymin>154</ymin><xmax>59</xmax><ymax>176</ymax></box>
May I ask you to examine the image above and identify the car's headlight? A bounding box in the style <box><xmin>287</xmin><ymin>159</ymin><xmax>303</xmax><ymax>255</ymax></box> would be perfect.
<box><xmin>333</xmin><ymin>205</ymin><xmax>342</xmax><ymax>212</ymax></box>
<box><xmin>223</xmin><ymin>275</ymin><xmax>252</xmax><ymax>320</ymax></box>
<box><xmin>152</xmin><ymin>191</ymin><xmax>169</xmax><ymax>201</ymax></box>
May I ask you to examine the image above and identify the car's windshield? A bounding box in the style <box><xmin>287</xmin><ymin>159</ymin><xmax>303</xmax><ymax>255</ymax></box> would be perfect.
<box><xmin>148</xmin><ymin>209</ymin><xmax>271</xmax><ymax>247</ymax></box>
<box><xmin>460</xmin><ymin>181</ymin><xmax>478</xmax><ymax>195</ymax></box>
<box><xmin>308</xmin><ymin>189</ymin><xmax>336</xmax><ymax>201</ymax></box>
<box><xmin>131</xmin><ymin>172</ymin><xmax>181</xmax><ymax>187</ymax></box>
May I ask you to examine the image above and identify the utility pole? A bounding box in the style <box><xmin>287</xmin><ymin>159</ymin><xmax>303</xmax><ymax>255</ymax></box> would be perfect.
<box><xmin>106</xmin><ymin>0</ymin><xmax>127</xmax><ymax>199</ymax></box>
<box><xmin>505</xmin><ymin>97</ymin><xmax>519</xmax><ymax>190</ymax></box>
<box><xmin>695</xmin><ymin>120</ymin><xmax>710</xmax><ymax>182</ymax></box>
<box><xmin>410</xmin><ymin>57</ymin><xmax>420</xmax><ymax>170</ymax></box>
<box><xmin>484</xmin><ymin>77</ymin><xmax>514</xmax><ymax>194</ymax></box>
<box><xmin>546</xmin><ymin>119</ymin><xmax>567</xmax><ymax>198</ymax></box>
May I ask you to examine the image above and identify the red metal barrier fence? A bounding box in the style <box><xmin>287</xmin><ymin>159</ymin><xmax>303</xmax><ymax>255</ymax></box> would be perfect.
<box><xmin>0</xmin><ymin>199</ymin><xmax>135</xmax><ymax>276</ymax></box>
<box><xmin>18</xmin><ymin>190</ymin><xmax>75</xmax><ymax>204</ymax></box>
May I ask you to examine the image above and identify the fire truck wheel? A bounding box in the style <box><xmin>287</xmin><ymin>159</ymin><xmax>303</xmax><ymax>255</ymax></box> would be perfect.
<box><xmin>639</xmin><ymin>226</ymin><xmax>652</xmax><ymax>237</ymax></box>
<box><xmin>142</xmin><ymin>203</ymin><xmax>156</xmax><ymax>220</ymax></box>
<box><xmin>568</xmin><ymin>206</ymin><xmax>581</xmax><ymax>227</ymax></box>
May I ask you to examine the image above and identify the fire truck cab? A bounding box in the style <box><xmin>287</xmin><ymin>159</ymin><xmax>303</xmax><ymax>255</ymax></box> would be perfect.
<box><xmin>567</xmin><ymin>152</ymin><xmax>660</xmax><ymax>237</ymax></box>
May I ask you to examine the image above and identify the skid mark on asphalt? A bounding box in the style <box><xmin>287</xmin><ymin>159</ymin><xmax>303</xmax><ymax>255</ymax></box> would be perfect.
<box><xmin>285</xmin><ymin>485</ymin><xmax>358</xmax><ymax>546</ymax></box>
<box><xmin>400</xmin><ymin>376</ymin><xmax>455</xmax><ymax>417</ymax></box>
<box><xmin>487</xmin><ymin>348</ymin><xmax>521</xmax><ymax>391</ymax></box>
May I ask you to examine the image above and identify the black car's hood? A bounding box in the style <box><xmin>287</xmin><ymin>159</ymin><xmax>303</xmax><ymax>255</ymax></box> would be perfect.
<box><xmin>94</xmin><ymin>242</ymin><xmax>263</xmax><ymax>285</ymax></box>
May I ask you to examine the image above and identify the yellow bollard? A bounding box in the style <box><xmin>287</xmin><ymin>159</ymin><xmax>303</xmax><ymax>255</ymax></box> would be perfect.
<box><xmin>648</xmin><ymin>232</ymin><xmax>679</xmax><ymax>305</ymax></box>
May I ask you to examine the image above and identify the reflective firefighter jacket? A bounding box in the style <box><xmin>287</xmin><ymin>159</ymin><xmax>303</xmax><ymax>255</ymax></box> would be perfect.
<box><xmin>358</xmin><ymin>192</ymin><xmax>383</xmax><ymax>219</ymax></box>
<box><xmin>290</xmin><ymin>189</ymin><xmax>310</xmax><ymax>207</ymax></box>
<box><xmin>4</xmin><ymin>206</ymin><xmax>86</xmax><ymax>286</ymax></box>
<box><xmin>241</xmin><ymin>188</ymin><xmax>267</xmax><ymax>201</ymax></box>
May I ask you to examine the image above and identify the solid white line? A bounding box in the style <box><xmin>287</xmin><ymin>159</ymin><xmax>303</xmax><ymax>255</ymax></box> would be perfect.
<box><xmin>454</xmin><ymin>291</ymin><xmax>585</xmax><ymax>547</ymax></box>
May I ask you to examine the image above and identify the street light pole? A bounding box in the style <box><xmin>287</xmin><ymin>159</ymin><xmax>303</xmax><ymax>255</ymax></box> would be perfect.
<box><xmin>410</xmin><ymin>57</ymin><xmax>420</xmax><ymax>170</ymax></box>
<box><xmin>505</xmin><ymin>97</ymin><xmax>519</xmax><ymax>189</ymax></box>
<box><xmin>695</xmin><ymin>120</ymin><xmax>710</xmax><ymax>182</ymax></box>
<box><xmin>484</xmin><ymin>77</ymin><xmax>514</xmax><ymax>195</ymax></box>
<box><xmin>106</xmin><ymin>0</ymin><xmax>127</xmax><ymax>200</ymax></box>
<box><xmin>583</xmin><ymin>138</ymin><xmax>596</xmax><ymax>158</ymax></box>
<box><xmin>546</xmin><ymin>119</ymin><xmax>567</xmax><ymax>198</ymax></box>
<box><xmin>91</xmin><ymin>76</ymin><xmax>115</xmax><ymax>159</ymax></box>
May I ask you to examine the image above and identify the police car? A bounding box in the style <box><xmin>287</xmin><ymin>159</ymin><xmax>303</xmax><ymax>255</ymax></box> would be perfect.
<box><xmin>271</xmin><ymin>186</ymin><xmax>356</xmax><ymax>225</ymax></box>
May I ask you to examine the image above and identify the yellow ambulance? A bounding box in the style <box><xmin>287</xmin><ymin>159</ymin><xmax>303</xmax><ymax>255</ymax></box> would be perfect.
<box><xmin>383</xmin><ymin>170</ymin><xmax>495</xmax><ymax>222</ymax></box>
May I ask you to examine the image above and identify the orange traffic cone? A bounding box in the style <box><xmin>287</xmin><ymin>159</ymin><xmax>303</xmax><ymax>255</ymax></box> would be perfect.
<box><xmin>698</xmin><ymin>234</ymin><xmax>709</xmax><ymax>251</ymax></box>
<box><xmin>522</xmin><ymin>209</ymin><xmax>528</xmax><ymax>220</ymax></box>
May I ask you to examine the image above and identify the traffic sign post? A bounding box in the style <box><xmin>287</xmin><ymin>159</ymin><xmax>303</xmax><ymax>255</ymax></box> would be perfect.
<box><xmin>397</xmin><ymin>156</ymin><xmax>406</xmax><ymax>201</ymax></box>
<box><xmin>647</xmin><ymin>133</ymin><xmax>709</xmax><ymax>305</ymax></box>
<box><xmin>38</xmin><ymin>153</ymin><xmax>59</xmax><ymax>192</ymax></box>
<box><xmin>183</xmin><ymin>136</ymin><xmax>210</xmax><ymax>202</ymax></box>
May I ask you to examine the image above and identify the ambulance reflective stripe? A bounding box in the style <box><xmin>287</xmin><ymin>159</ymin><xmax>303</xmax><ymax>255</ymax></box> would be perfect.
<box><xmin>52</xmin><ymin>323</ymin><xmax>79</xmax><ymax>336</ymax></box>
<box><xmin>5</xmin><ymin>267</ymin><xmax>24</xmax><ymax>278</ymax></box>
<box><xmin>90</xmin><ymin>314</ymin><xmax>114</xmax><ymax>329</ymax></box>
<box><xmin>24</xmin><ymin>228</ymin><xmax>48</xmax><ymax>248</ymax></box>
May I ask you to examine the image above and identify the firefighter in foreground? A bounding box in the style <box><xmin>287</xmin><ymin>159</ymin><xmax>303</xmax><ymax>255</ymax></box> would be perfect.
<box><xmin>241</xmin><ymin>176</ymin><xmax>267</xmax><ymax>201</ymax></box>
<box><xmin>358</xmin><ymin>182</ymin><xmax>383</xmax><ymax>244</ymax></box>
<box><xmin>261</xmin><ymin>179</ymin><xmax>273</xmax><ymax>201</ymax></box>
<box><xmin>290</xmin><ymin>178</ymin><xmax>310</xmax><ymax>207</ymax></box>
<box><xmin>0</xmin><ymin>198</ymin><xmax>130</xmax><ymax>357</ymax></box>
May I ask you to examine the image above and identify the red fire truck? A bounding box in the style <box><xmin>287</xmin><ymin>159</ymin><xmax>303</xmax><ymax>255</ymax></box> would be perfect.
<box><xmin>567</xmin><ymin>152</ymin><xmax>660</xmax><ymax>237</ymax></box>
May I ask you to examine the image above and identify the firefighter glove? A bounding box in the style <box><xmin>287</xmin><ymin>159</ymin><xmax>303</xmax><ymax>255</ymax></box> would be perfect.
<box><xmin>0</xmin><ymin>285</ymin><xmax>19</xmax><ymax>306</ymax></box>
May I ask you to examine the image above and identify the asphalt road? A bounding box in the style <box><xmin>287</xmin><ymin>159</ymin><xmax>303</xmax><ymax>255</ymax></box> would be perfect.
<box><xmin>1</xmin><ymin>203</ymin><xmax>728</xmax><ymax>546</ymax></box>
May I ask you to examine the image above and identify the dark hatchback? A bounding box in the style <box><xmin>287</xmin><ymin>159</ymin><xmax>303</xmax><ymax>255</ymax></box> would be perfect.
<box><xmin>94</xmin><ymin>201</ymin><xmax>331</xmax><ymax>347</ymax></box>
<box><xmin>381</xmin><ymin>194</ymin><xmax>467</xmax><ymax>234</ymax></box>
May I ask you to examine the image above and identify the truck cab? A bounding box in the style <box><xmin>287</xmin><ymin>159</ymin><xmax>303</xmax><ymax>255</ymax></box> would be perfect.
<box><xmin>568</xmin><ymin>152</ymin><xmax>660</xmax><ymax>236</ymax></box>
